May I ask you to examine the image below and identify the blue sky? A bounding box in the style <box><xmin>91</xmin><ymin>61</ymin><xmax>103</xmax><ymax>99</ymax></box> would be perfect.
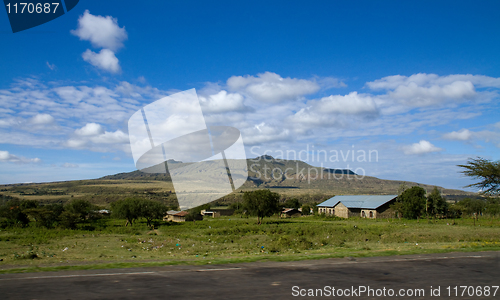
<box><xmin>0</xmin><ymin>1</ymin><xmax>499</xmax><ymax>190</ymax></box>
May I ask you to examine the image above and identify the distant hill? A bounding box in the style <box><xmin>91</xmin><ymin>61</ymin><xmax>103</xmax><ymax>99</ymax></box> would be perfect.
<box><xmin>0</xmin><ymin>156</ymin><xmax>477</xmax><ymax>206</ymax></box>
<box><xmin>100</xmin><ymin>155</ymin><xmax>475</xmax><ymax>201</ymax></box>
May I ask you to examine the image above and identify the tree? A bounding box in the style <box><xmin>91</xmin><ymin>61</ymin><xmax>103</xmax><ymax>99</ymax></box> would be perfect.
<box><xmin>456</xmin><ymin>198</ymin><xmax>485</xmax><ymax>217</ymax></box>
<box><xmin>426</xmin><ymin>187</ymin><xmax>448</xmax><ymax>218</ymax></box>
<box><xmin>58</xmin><ymin>211</ymin><xmax>80</xmax><ymax>229</ymax></box>
<box><xmin>397</xmin><ymin>186</ymin><xmax>426</xmax><ymax>219</ymax></box>
<box><xmin>24</xmin><ymin>207</ymin><xmax>59</xmax><ymax>228</ymax></box>
<box><xmin>458</xmin><ymin>157</ymin><xmax>500</xmax><ymax>195</ymax></box>
<box><xmin>283</xmin><ymin>198</ymin><xmax>301</xmax><ymax>209</ymax></box>
<box><xmin>111</xmin><ymin>198</ymin><xmax>142</xmax><ymax>226</ymax></box>
<box><xmin>243</xmin><ymin>190</ymin><xmax>280</xmax><ymax>224</ymax></box>
<box><xmin>112</xmin><ymin>198</ymin><xmax>168</xmax><ymax>226</ymax></box>
<box><xmin>391</xmin><ymin>183</ymin><xmax>409</xmax><ymax>219</ymax></box>
<box><xmin>0</xmin><ymin>199</ymin><xmax>30</xmax><ymax>227</ymax></box>
<box><xmin>311</xmin><ymin>202</ymin><xmax>319</xmax><ymax>215</ymax></box>
<box><xmin>485</xmin><ymin>197</ymin><xmax>500</xmax><ymax>216</ymax></box>
<box><xmin>65</xmin><ymin>199</ymin><xmax>96</xmax><ymax>223</ymax></box>
<box><xmin>139</xmin><ymin>199</ymin><xmax>168</xmax><ymax>227</ymax></box>
<box><xmin>301</xmin><ymin>204</ymin><xmax>311</xmax><ymax>215</ymax></box>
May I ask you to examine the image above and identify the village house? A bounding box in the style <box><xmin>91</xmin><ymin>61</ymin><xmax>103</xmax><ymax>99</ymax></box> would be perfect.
<box><xmin>200</xmin><ymin>208</ymin><xmax>235</xmax><ymax>218</ymax></box>
<box><xmin>201</xmin><ymin>209</ymin><xmax>221</xmax><ymax>218</ymax></box>
<box><xmin>163</xmin><ymin>210</ymin><xmax>189</xmax><ymax>222</ymax></box>
<box><xmin>281</xmin><ymin>208</ymin><xmax>302</xmax><ymax>218</ymax></box>
<box><xmin>317</xmin><ymin>195</ymin><xmax>398</xmax><ymax>219</ymax></box>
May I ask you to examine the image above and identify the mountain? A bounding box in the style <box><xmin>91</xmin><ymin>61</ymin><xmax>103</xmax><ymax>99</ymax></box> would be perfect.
<box><xmin>0</xmin><ymin>156</ymin><xmax>476</xmax><ymax>206</ymax></box>
<box><xmin>101</xmin><ymin>155</ymin><xmax>474</xmax><ymax>201</ymax></box>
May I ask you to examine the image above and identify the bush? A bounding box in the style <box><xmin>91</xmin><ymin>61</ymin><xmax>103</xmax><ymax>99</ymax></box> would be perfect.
<box><xmin>65</xmin><ymin>199</ymin><xmax>97</xmax><ymax>222</ymax></box>
<box><xmin>301</xmin><ymin>204</ymin><xmax>311</xmax><ymax>215</ymax></box>
<box><xmin>0</xmin><ymin>199</ymin><xmax>30</xmax><ymax>228</ymax></box>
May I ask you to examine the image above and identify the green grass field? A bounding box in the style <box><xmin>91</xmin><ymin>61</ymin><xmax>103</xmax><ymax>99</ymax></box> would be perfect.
<box><xmin>0</xmin><ymin>215</ymin><xmax>499</xmax><ymax>274</ymax></box>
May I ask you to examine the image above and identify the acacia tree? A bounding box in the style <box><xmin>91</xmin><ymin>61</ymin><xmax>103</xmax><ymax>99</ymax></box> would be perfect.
<box><xmin>65</xmin><ymin>199</ymin><xmax>96</xmax><ymax>223</ymax></box>
<box><xmin>458</xmin><ymin>157</ymin><xmax>500</xmax><ymax>195</ymax></box>
<box><xmin>243</xmin><ymin>190</ymin><xmax>280</xmax><ymax>224</ymax></box>
<box><xmin>111</xmin><ymin>198</ymin><xmax>142</xmax><ymax>226</ymax></box>
<box><xmin>112</xmin><ymin>198</ymin><xmax>168</xmax><ymax>227</ymax></box>
<box><xmin>139</xmin><ymin>199</ymin><xmax>168</xmax><ymax>227</ymax></box>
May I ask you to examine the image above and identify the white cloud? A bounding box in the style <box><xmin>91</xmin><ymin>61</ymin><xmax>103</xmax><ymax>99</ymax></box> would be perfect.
<box><xmin>71</xmin><ymin>10</ymin><xmax>128</xmax><ymax>51</ymax></box>
<box><xmin>366</xmin><ymin>74</ymin><xmax>500</xmax><ymax>112</ymax></box>
<box><xmin>309</xmin><ymin>92</ymin><xmax>378</xmax><ymax>115</ymax></box>
<box><xmin>242</xmin><ymin>122</ymin><xmax>292</xmax><ymax>145</ymax></box>
<box><xmin>287</xmin><ymin>92</ymin><xmax>378</xmax><ymax>130</ymax></box>
<box><xmin>75</xmin><ymin>123</ymin><xmax>104</xmax><ymax>136</ymax></box>
<box><xmin>90</xmin><ymin>130</ymin><xmax>129</xmax><ymax>144</ymax></box>
<box><xmin>30</xmin><ymin>113</ymin><xmax>54</xmax><ymax>125</ymax></box>
<box><xmin>53</xmin><ymin>86</ymin><xmax>90</xmax><ymax>104</ymax></box>
<box><xmin>66</xmin><ymin>139</ymin><xmax>87</xmax><ymax>148</ymax></box>
<box><xmin>402</xmin><ymin>140</ymin><xmax>443</xmax><ymax>155</ymax></box>
<box><xmin>69</xmin><ymin>124</ymin><xmax>128</xmax><ymax>151</ymax></box>
<box><xmin>227</xmin><ymin>72</ymin><xmax>320</xmax><ymax>103</ymax></box>
<box><xmin>82</xmin><ymin>49</ymin><xmax>121</xmax><ymax>73</ymax></box>
<box><xmin>199</xmin><ymin>90</ymin><xmax>250</xmax><ymax>113</ymax></box>
<box><xmin>442</xmin><ymin>129</ymin><xmax>473</xmax><ymax>141</ymax></box>
<box><xmin>0</xmin><ymin>150</ymin><xmax>41</xmax><ymax>164</ymax></box>
<box><xmin>389</xmin><ymin>81</ymin><xmax>476</xmax><ymax>106</ymax></box>
<box><xmin>367</xmin><ymin>73</ymin><xmax>500</xmax><ymax>90</ymax></box>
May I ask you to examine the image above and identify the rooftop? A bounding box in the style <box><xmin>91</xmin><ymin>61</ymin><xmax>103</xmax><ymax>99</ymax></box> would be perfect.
<box><xmin>318</xmin><ymin>195</ymin><xmax>398</xmax><ymax>209</ymax></box>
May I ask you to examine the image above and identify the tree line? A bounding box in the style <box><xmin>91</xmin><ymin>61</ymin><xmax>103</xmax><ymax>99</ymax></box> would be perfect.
<box><xmin>0</xmin><ymin>197</ymin><xmax>173</xmax><ymax>229</ymax></box>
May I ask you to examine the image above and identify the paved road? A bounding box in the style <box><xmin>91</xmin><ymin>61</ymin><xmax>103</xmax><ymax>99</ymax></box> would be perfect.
<box><xmin>0</xmin><ymin>251</ymin><xmax>498</xmax><ymax>299</ymax></box>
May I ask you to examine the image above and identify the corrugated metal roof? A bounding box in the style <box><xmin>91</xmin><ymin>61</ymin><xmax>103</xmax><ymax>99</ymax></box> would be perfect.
<box><xmin>174</xmin><ymin>211</ymin><xmax>189</xmax><ymax>217</ymax></box>
<box><xmin>318</xmin><ymin>195</ymin><xmax>398</xmax><ymax>209</ymax></box>
<box><xmin>317</xmin><ymin>198</ymin><xmax>340</xmax><ymax>207</ymax></box>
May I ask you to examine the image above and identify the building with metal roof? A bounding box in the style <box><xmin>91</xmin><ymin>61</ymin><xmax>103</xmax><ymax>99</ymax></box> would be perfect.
<box><xmin>317</xmin><ymin>195</ymin><xmax>398</xmax><ymax>219</ymax></box>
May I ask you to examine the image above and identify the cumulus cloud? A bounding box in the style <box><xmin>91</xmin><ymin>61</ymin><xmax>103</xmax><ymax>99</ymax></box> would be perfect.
<box><xmin>199</xmin><ymin>90</ymin><xmax>251</xmax><ymax>113</ymax></box>
<box><xmin>365</xmin><ymin>73</ymin><xmax>500</xmax><ymax>111</ymax></box>
<box><xmin>389</xmin><ymin>81</ymin><xmax>476</xmax><ymax>106</ymax></box>
<box><xmin>442</xmin><ymin>129</ymin><xmax>473</xmax><ymax>141</ymax></box>
<box><xmin>89</xmin><ymin>130</ymin><xmax>128</xmax><ymax>144</ymax></box>
<box><xmin>82</xmin><ymin>49</ymin><xmax>121</xmax><ymax>73</ymax></box>
<box><xmin>30</xmin><ymin>113</ymin><xmax>54</xmax><ymax>125</ymax></box>
<box><xmin>66</xmin><ymin>139</ymin><xmax>87</xmax><ymax>148</ymax></box>
<box><xmin>75</xmin><ymin>123</ymin><xmax>104</xmax><ymax>136</ymax></box>
<box><xmin>403</xmin><ymin>140</ymin><xmax>443</xmax><ymax>155</ymax></box>
<box><xmin>242</xmin><ymin>122</ymin><xmax>292</xmax><ymax>145</ymax></box>
<box><xmin>309</xmin><ymin>92</ymin><xmax>378</xmax><ymax>115</ymax></box>
<box><xmin>227</xmin><ymin>72</ymin><xmax>320</xmax><ymax>103</ymax></box>
<box><xmin>71</xmin><ymin>10</ymin><xmax>128</xmax><ymax>51</ymax></box>
<box><xmin>68</xmin><ymin>124</ymin><xmax>128</xmax><ymax>150</ymax></box>
<box><xmin>367</xmin><ymin>73</ymin><xmax>500</xmax><ymax>90</ymax></box>
<box><xmin>72</xmin><ymin>10</ymin><xmax>127</xmax><ymax>73</ymax></box>
<box><xmin>287</xmin><ymin>92</ymin><xmax>378</xmax><ymax>129</ymax></box>
<box><xmin>0</xmin><ymin>150</ymin><xmax>41</xmax><ymax>164</ymax></box>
